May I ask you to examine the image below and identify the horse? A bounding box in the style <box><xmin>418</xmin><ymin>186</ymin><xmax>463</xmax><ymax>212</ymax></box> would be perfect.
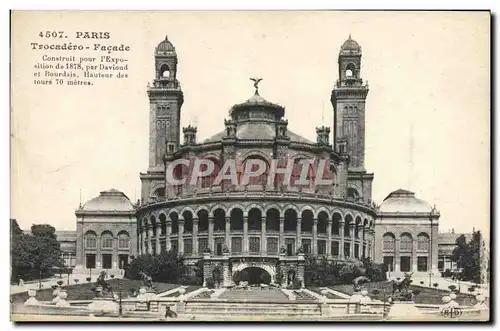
<box><xmin>96</xmin><ymin>271</ymin><xmax>114</xmax><ymax>297</ymax></box>
<box><xmin>391</xmin><ymin>272</ymin><xmax>413</xmax><ymax>295</ymax></box>
<box><xmin>139</xmin><ymin>272</ymin><xmax>154</xmax><ymax>289</ymax></box>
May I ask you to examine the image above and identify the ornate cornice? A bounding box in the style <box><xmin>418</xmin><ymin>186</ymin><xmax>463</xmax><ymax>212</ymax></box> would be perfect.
<box><xmin>136</xmin><ymin>191</ymin><xmax>377</xmax><ymax>217</ymax></box>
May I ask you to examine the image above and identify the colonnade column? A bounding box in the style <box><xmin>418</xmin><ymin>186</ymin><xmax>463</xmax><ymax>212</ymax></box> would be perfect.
<box><xmin>367</xmin><ymin>229</ymin><xmax>373</xmax><ymax>260</ymax></box>
<box><xmin>350</xmin><ymin>223</ymin><xmax>355</xmax><ymax>258</ymax></box>
<box><xmin>166</xmin><ymin>221</ymin><xmax>172</xmax><ymax>251</ymax></box>
<box><xmin>243</xmin><ymin>216</ymin><xmax>249</xmax><ymax>254</ymax></box>
<box><xmin>96</xmin><ymin>236</ymin><xmax>102</xmax><ymax>269</ymax></box>
<box><xmin>155</xmin><ymin>223</ymin><xmax>161</xmax><ymax>255</ymax></box>
<box><xmin>178</xmin><ymin>219</ymin><xmax>184</xmax><ymax>255</ymax></box>
<box><xmin>140</xmin><ymin>228</ymin><xmax>146</xmax><ymax>255</ymax></box>
<box><xmin>358</xmin><ymin>225</ymin><xmax>364</xmax><ymax>258</ymax></box>
<box><xmin>261</xmin><ymin>217</ymin><xmax>266</xmax><ymax>255</ymax></box>
<box><xmin>225</xmin><ymin>217</ymin><xmax>231</xmax><ymax>251</ymax></box>
<box><xmin>394</xmin><ymin>238</ymin><xmax>400</xmax><ymax>272</ymax></box>
<box><xmin>312</xmin><ymin>219</ymin><xmax>318</xmax><ymax>255</ymax></box>
<box><xmin>147</xmin><ymin>225</ymin><xmax>154</xmax><ymax>254</ymax></box>
<box><xmin>296</xmin><ymin>218</ymin><xmax>302</xmax><ymax>251</ymax></box>
<box><xmin>339</xmin><ymin>221</ymin><xmax>345</xmax><ymax>260</ymax></box>
<box><xmin>279</xmin><ymin>217</ymin><xmax>284</xmax><ymax>249</ymax></box>
<box><xmin>208</xmin><ymin>217</ymin><xmax>214</xmax><ymax>251</ymax></box>
<box><xmin>192</xmin><ymin>218</ymin><xmax>199</xmax><ymax>255</ymax></box>
<box><xmin>412</xmin><ymin>239</ymin><xmax>418</xmax><ymax>272</ymax></box>
<box><xmin>327</xmin><ymin>220</ymin><xmax>332</xmax><ymax>257</ymax></box>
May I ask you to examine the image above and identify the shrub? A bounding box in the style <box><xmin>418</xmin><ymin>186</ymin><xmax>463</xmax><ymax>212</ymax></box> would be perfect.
<box><xmin>259</xmin><ymin>271</ymin><xmax>271</xmax><ymax>284</ymax></box>
<box><xmin>468</xmin><ymin>286</ymin><xmax>475</xmax><ymax>293</ymax></box>
<box><xmin>291</xmin><ymin>278</ymin><xmax>302</xmax><ymax>290</ymax></box>
<box><xmin>372</xmin><ymin>289</ymin><xmax>380</xmax><ymax>295</ymax></box>
<box><xmin>233</xmin><ymin>271</ymin><xmax>242</xmax><ymax>285</ymax></box>
<box><xmin>448</xmin><ymin>285</ymin><xmax>457</xmax><ymax>292</ymax></box>
<box><xmin>212</xmin><ymin>265</ymin><xmax>223</xmax><ymax>286</ymax></box>
<box><xmin>275</xmin><ymin>269</ymin><xmax>284</xmax><ymax>286</ymax></box>
<box><xmin>179</xmin><ymin>275</ymin><xmax>200</xmax><ymax>286</ymax></box>
<box><xmin>433</xmin><ymin>283</ymin><xmax>439</xmax><ymax>288</ymax></box>
<box><xmin>57</xmin><ymin>280</ymin><xmax>63</xmax><ymax>286</ymax></box>
<box><xmin>365</xmin><ymin>262</ymin><xmax>387</xmax><ymax>282</ymax></box>
<box><xmin>86</xmin><ymin>277</ymin><xmax>91</xmax><ymax>283</ymax></box>
<box><xmin>110</xmin><ymin>275</ymin><xmax>115</xmax><ymax>279</ymax></box>
<box><xmin>206</xmin><ymin>277</ymin><xmax>215</xmax><ymax>289</ymax></box>
<box><xmin>420</xmin><ymin>281</ymin><xmax>424</xmax><ymax>285</ymax></box>
<box><xmin>73</xmin><ymin>279</ymin><xmax>79</xmax><ymax>284</ymax></box>
<box><xmin>412</xmin><ymin>289</ymin><xmax>421</xmax><ymax>296</ymax></box>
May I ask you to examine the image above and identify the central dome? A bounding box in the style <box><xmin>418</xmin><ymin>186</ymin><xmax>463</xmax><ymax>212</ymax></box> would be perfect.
<box><xmin>230</xmin><ymin>91</ymin><xmax>284</xmax><ymax>114</ymax></box>
<box><xmin>81</xmin><ymin>189</ymin><xmax>135</xmax><ymax>212</ymax></box>
<box><xmin>378</xmin><ymin>189</ymin><xmax>433</xmax><ymax>214</ymax></box>
<box><xmin>156</xmin><ymin>35</ymin><xmax>176</xmax><ymax>54</ymax></box>
<box><xmin>340</xmin><ymin>35</ymin><xmax>362</xmax><ymax>54</ymax></box>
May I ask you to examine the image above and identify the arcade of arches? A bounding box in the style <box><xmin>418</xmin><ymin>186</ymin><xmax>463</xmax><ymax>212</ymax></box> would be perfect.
<box><xmin>138</xmin><ymin>205</ymin><xmax>374</xmax><ymax>261</ymax></box>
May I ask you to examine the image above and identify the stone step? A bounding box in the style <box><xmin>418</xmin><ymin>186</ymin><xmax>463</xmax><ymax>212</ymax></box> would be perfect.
<box><xmin>185</xmin><ymin>307</ymin><xmax>322</xmax><ymax>314</ymax></box>
<box><xmin>184</xmin><ymin>306</ymin><xmax>321</xmax><ymax>315</ymax></box>
<box><xmin>185</xmin><ymin>303</ymin><xmax>320</xmax><ymax>309</ymax></box>
<box><xmin>185</xmin><ymin>305</ymin><xmax>320</xmax><ymax>311</ymax></box>
<box><xmin>183</xmin><ymin>311</ymin><xmax>322</xmax><ymax>316</ymax></box>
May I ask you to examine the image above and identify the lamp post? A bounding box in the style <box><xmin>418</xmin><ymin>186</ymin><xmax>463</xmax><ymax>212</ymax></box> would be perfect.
<box><xmin>118</xmin><ymin>279</ymin><xmax>123</xmax><ymax>317</ymax></box>
<box><xmin>428</xmin><ymin>216</ymin><xmax>434</xmax><ymax>288</ymax></box>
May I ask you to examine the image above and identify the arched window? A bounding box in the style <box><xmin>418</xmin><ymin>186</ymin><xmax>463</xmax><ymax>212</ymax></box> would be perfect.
<box><xmin>383</xmin><ymin>233</ymin><xmax>395</xmax><ymax>251</ymax></box>
<box><xmin>347</xmin><ymin>188</ymin><xmax>359</xmax><ymax>201</ymax></box>
<box><xmin>101</xmin><ymin>231</ymin><xmax>113</xmax><ymax>249</ymax></box>
<box><xmin>242</xmin><ymin>157</ymin><xmax>269</xmax><ymax>186</ymax></box>
<box><xmin>317</xmin><ymin>211</ymin><xmax>328</xmax><ymax>234</ymax></box>
<box><xmin>84</xmin><ymin>231</ymin><xmax>97</xmax><ymax>249</ymax></box>
<box><xmin>284</xmin><ymin>209</ymin><xmax>297</xmax><ymax>232</ymax></box>
<box><xmin>200</xmin><ymin>158</ymin><xmax>220</xmax><ymax>188</ymax></box>
<box><xmin>117</xmin><ymin>231</ymin><xmax>130</xmax><ymax>249</ymax></box>
<box><xmin>400</xmin><ymin>233</ymin><xmax>413</xmax><ymax>251</ymax></box>
<box><xmin>153</xmin><ymin>187</ymin><xmax>165</xmax><ymax>199</ymax></box>
<box><xmin>345</xmin><ymin>63</ymin><xmax>356</xmax><ymax>78</ymax></box>
<box><xmin>230</xmin><ymin>208</ymin><xmax>244</xmax><ymax>231</ymax></box>
<box><xmin>290</xmin><ymin>158</ymin><xmax>314</xmax><ymax>187</ymax></box>
<box><xmin>160</xmin><ymin>64</ymin><xmax>170</xmax><ymax>78</ymax></box>
<box><xmin>417</xmin><ymin>233</ymin><xmax>430</xmax><ymax>250</ymax></box>
<box><xmin>332</xmin><ymin>213</ymin><xmax>342</xmax><ymax>235</ymax></box>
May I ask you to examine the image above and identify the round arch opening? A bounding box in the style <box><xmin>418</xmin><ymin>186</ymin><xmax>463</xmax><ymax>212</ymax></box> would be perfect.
<box><xmin>234</xmin><ymin>267</ymin><xmax>272</xmax><ymax>285</ymax></box>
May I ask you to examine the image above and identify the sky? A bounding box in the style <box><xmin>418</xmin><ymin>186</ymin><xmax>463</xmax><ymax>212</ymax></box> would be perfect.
<box><xmin>11</xmin><ymin>11</ymin><xmax>490</xmax><ymax>235</ymax></box>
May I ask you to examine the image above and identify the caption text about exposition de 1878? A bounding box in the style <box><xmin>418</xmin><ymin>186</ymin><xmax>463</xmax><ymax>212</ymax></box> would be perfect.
<box><xmin>31</xmin><ymin>31</ymin><xmax>130</xmax><ymax>86</ymax></box>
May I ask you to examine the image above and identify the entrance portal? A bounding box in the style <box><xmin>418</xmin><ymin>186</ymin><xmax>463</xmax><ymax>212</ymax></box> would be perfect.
<box><xmin>241</xmin><ymin>267</ymin><xmax>271</xmax><ymax>285</ymax></box>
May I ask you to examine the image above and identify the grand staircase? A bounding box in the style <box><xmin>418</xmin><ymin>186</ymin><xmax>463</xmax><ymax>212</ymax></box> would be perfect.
<box><xmin>184</xmin><ymin>288</ymin><xmax>322</xmax><ymax>318</ymax></box>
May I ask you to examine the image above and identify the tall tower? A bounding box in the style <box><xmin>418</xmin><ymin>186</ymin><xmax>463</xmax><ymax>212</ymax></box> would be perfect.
<box><xmin>147</xmin><ymin>35</ymin><xmax>184</xmax><ymax>170</ymax></box>
<box><xmin>331</xmin><ymin>35</ymin><xmax>369</xmax><ymax>171</ymax></box>
<box><xmin>140</xmin><ymin>35</ymin><xmax>183</xmax><ymax>204</ymax></box>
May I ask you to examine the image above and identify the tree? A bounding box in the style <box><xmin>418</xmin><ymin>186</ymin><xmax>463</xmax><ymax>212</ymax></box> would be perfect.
<box><xmin>451</xmin><ymin>231</ymin><xmax>482</xmax><ymax>283</ymax></box>
<box><xmin>11</xmin><ymin>221</ymin><xmax>63</xmax><ymax>282</ymax></box>
<box><xmin>27</xmin><ymin>225</ymin><xmax>64</xmax><ymax>282</ymax></box>
<box><xmin>125</xmin><ymin>250</ymin><xmax>186</xmax><ymax>284</ymax></box>
<box><xmin>11</xmin><ymin>219</ymin><xmax>31</xmax><ymax>282</ymax></box>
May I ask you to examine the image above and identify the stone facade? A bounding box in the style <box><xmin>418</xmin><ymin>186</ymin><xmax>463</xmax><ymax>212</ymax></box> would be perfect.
<box><xmin>373</xmin><ymin>189</ymin><xmax>440</xmax><ymax>276</ymax></box>
<box><xmin>134</xmin><ymin>35</ymin><xmax>377</xmax><ymax>283</ymax></box>
<box><xmin>74</xmin><ymin>189</ymin><xmax>137</xmax><ymax>274</ymax></box>
<box><xmin>55</xmin><ymin>35</ymin><xmax>460</xmax><ymax>285</ymax></box>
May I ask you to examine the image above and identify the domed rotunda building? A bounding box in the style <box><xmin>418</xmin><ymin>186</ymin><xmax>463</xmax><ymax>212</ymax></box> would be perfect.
<box><xmin>71</xmin><ymin>35</ymin><xmax>445</xmax><ymax>285</ymax></box>
<box><xmin>135</xmin><ymin>35</ymin><xmax>376</xmax><ymax>286</ymax></box>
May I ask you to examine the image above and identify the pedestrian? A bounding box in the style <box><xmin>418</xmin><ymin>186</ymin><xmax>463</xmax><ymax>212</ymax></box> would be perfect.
<box><xmin>165</xmin><ymin>306</ymin><xmax>178</xmax><ymax>319</ymax></box>
<box><xmin>18</xmin><ymin>278</ymin><xmax>24</xmax><ymax>287</ymax></box>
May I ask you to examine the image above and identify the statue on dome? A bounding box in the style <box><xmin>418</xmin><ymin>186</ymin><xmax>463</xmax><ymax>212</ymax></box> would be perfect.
<box><xmin>250</xmin><ymin>77</ymin><xmax>263</xmax><ymax>94</ymax></box>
